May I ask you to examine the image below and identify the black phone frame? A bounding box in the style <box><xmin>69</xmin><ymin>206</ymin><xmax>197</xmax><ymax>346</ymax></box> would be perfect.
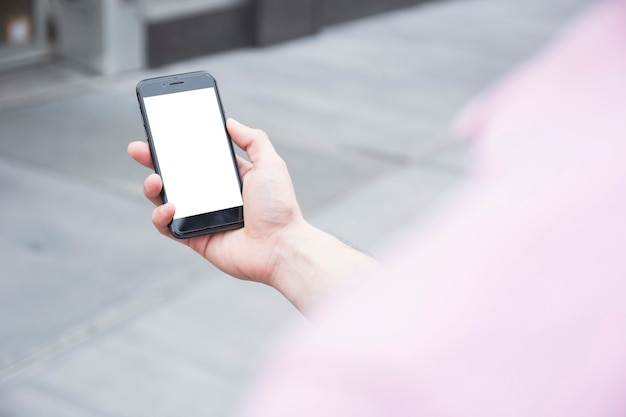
<box><xmin>136</xmin><ymin>71</ymin><xmax>244</xmax><ymax>238</ymax></box>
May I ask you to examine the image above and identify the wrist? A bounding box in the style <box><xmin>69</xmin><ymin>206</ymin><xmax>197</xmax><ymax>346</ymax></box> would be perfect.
<box><xmin>269</xmin><ymin>220</ymin><xmax>379</xmax><ymax>314</ymax></box>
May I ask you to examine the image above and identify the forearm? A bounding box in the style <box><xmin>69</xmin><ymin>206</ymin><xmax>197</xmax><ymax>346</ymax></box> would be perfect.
<box><xmin>271</xmin><ymin>220</ymin><xmax>380</xmax><ymax>314</ymax></box>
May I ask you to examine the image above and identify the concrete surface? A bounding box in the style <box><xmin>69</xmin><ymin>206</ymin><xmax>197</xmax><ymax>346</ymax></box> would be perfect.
<box><xmin>0</xmin><ymin>0</ymin><xmax>592</xmax><ymax>415</ymax></box>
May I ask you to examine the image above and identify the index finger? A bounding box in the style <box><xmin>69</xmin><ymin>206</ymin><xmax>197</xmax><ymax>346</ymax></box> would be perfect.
<box><xmin>127</xmin><ymin>141</ymin><xmax>154</xmax><ymax>170</ymax></box>
<box><xmin>227</xmin><ymin>118</ymin><xmax>279</xmax><ymax>166</ymax></box>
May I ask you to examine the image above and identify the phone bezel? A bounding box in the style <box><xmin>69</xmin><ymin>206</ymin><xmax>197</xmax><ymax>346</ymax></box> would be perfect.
<box><xmin>136</xmin><ymin>71</ymin><xmax>244</xmax><ymax>238</ymax></box>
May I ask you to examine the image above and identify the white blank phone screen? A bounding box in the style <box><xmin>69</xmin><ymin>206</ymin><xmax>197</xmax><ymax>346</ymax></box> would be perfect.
<box><xmin>143</xmin><ymin>87</ymin><xmax>243</xmax><ymax>219</ymax></box>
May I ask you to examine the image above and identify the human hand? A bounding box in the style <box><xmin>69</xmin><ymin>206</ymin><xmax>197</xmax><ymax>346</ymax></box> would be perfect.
<box><xmin>129</xmin><ymin>118</ymin><xmax>378</xmax><ymax>313</ymax></box>
<box><xmin>128</xmin><ymin>118</ymin><xmax>304</xmax><ymax>288</ymax></box>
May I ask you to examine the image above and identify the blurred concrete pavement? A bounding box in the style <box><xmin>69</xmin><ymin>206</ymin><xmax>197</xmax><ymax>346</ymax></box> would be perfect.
<box><xmin>0</xmin><ymin>0</ymin><xmax>591</xmax><ymax>415</ymax></box>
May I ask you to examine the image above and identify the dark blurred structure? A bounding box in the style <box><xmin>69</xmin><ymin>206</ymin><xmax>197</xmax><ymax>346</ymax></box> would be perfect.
<box><xmin>148</xmin><ymin>0</ymin><xmax>429</xmax><ymax>67</ymax></box>
<box><xmin>0</xmin><ymin>0</ymin><xmax>428</xmax><ymax>73</ymax></box>
<box><xmin>254</xmin><ymin>0</ymin><xmax>426</xmax><ymax>46</ymax></box>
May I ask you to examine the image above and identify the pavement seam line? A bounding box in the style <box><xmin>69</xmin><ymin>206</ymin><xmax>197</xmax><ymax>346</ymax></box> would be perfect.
<box><xmin>0</xmin><ymin>266</ymin><xmax>207</xmax><ymax>384</ymax></box>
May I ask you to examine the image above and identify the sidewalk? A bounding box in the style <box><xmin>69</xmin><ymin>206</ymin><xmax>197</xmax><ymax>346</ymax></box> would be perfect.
<box><xmin>0</xmin><ymin>0</ymin><xmax>591</xmax><ymax>415</ymax></box>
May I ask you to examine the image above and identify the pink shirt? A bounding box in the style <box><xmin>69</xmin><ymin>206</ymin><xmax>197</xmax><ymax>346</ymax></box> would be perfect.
<box><xmin>241</xmin><ymin>1</ymin><xmax>626</xmax><ymax>415</ymax></box>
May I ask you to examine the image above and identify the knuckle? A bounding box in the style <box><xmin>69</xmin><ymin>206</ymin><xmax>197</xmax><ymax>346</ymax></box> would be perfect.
<box><xmin>252</xmin><ymin>128</ymin><xmax>269</xmax><ymax>141</ymax></box>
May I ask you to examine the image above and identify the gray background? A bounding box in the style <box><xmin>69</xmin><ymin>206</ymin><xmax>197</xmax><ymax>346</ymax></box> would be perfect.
<box><xmin>0</xmin><ymin>0</ymin><xmax>591</xmax><ymax>415</ymax></box>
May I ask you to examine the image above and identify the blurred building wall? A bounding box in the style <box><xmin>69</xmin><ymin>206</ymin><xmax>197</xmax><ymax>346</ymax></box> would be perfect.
<box><xmin>0</xmin><ymin>0</ymin><xmax>48</xmax><ymax>70</ymax></box>
<box><xmin>0</xmin><ymin>0</ymin><xmax>429</xmax><ymax>73</ymax></box>
<box><xmin>148</xmin><ymin>0</ymin><xmax>428</xmax><ymax>68</ymax></box>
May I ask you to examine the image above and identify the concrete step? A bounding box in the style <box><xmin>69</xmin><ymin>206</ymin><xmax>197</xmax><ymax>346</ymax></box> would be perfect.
<box><xmin>144</xmin><ymin>0</ymin><xmax>428</xmax><ymax>68</ymax></box>
<box><xmin>144</xmin><ymin>0</ymin><xmax>252</xmax><ymax>67</ymax></box>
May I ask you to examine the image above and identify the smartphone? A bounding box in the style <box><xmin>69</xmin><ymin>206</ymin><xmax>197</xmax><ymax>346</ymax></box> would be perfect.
<box><xmin>136</xmin><ymin>71</ymin><xmax>244</xmax><ymax>238</ymax></box>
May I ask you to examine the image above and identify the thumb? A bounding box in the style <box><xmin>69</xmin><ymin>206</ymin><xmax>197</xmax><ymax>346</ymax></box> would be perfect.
<box><xmin>227</xmin><ymin>118</ymin><xmax>278</xmax><ymax>165</ymax></box>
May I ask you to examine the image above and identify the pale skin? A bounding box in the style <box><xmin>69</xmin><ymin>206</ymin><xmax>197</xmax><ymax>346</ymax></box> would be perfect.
<box><xmin>127</xmin><ymin>118</ymin><xmax>379</xmax><ymax>314</ymax></box>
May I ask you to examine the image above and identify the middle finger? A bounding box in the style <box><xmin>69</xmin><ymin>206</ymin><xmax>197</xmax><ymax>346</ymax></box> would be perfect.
<box><xmin>143</xmin><ymin>173</ymin><xmax>163</xmax><ymax>206</ymax></box>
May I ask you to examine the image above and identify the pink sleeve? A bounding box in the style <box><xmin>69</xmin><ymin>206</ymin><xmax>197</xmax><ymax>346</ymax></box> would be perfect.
<box><xmin>239</xmin><ymin>1</ymin><xmax>626</xmax><ymax>416</ymax></box>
